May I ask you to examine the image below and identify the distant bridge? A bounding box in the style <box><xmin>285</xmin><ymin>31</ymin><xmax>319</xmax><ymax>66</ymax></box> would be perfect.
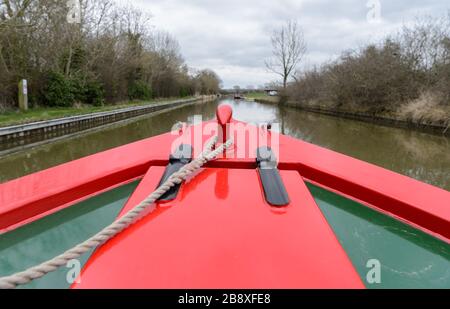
<box><xmin>219</xmin><ymin>89</ymin><xmax>275</xmax><ymax>95</ymax></box>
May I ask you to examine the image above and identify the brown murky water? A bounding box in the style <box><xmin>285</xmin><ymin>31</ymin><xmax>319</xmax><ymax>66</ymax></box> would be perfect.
<box><xmin>0</xmin><ymin>98</ymin><xmax>449</xmax><ymax>190</ymax></box>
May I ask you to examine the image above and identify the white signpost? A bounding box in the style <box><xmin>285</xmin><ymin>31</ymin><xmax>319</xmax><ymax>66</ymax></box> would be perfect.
<box><xmin>19</xmin><ymin>79</ymin><xmax>28</xmax><ymax>111</ymax></box>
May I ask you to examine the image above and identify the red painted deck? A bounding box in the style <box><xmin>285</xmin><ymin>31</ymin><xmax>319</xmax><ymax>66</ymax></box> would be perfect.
<box><xmin>73</xmin><ymin>167</ymin><xmax>363</xmax><ymax>288</ymax></box>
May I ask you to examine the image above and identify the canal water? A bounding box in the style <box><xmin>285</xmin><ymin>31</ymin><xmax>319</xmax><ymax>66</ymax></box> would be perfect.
<box><xmin>1</xmin><ymin>98</ymin><xmax>448</xmax><ymax>190</ymax></box>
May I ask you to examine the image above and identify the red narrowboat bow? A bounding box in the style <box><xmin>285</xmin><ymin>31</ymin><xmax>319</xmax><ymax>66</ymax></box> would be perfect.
<box><xmin>0</xmin><ymin>105</ymin><xmax>449</xmax><ymax>289</ymax></box>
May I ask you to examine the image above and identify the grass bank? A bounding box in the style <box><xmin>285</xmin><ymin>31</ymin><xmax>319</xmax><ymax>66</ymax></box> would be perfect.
<box><xmin>245</xmin><ymin>92</ymin><xmax>279</xmax><ymax>103</ymax></box>
<box><xmin>0</xmin><ymin>97</ymin><xmax>194</xmax><ymax>128</ymax></box>
<box><xmin>248</xmin><ymin>91</ymin><xmax>449</xmax><ymax>135</ymax></box>
<box><xmin>285</xmin><ymin>93</ymin><xmax>450</xmax><ymax>135</ymax></box>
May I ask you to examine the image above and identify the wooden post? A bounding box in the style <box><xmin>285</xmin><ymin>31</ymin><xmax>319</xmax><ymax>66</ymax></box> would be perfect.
<box><xmin>18</xmin><ymin>79</ymin><xmax>28</xmax><ymax>111</ymax></box>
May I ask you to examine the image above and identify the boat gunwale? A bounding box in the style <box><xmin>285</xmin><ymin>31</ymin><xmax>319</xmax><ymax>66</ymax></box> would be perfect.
<box><xmin>0</xmin><ymin>120</ymin><xmax>449</xmax><ymax>243</ymax></box>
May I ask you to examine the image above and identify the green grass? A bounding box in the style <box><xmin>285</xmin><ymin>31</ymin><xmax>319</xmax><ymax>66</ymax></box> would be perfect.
<box><xmin>244</xmin><ymin>92</ymin><xmax>269</xmax><ymax>99</ymax></box>
<box><xmin>244</xmin><ymin>92</ymin><xmax>279</xmax><ymax>103</ymax></box>
<box><xmin>0</xmin><ymin>97</ymin><xmax>193</xmax><ymax>128</ymax></box>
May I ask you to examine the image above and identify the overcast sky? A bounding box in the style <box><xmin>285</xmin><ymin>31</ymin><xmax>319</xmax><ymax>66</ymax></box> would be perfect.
<box><xmin>123</xmin><ymin>0</ymin><xmax>449</xmax><ymax>88</ymax></box>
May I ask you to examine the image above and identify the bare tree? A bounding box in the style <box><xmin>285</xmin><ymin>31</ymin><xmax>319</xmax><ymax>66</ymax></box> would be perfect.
<box><xmin>266</xmin><ymin>20</ymin><xmax>307</xmax><ymax>89</ymax></box>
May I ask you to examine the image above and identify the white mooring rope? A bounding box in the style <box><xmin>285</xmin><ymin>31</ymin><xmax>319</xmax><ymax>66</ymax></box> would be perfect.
<box><xmin>0</xmin><ymin>136</ymin><xmax>233</xmax><ymax>289</ymax></box>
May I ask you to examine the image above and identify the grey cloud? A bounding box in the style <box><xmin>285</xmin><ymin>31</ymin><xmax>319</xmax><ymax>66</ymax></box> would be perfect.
<box><xmin>127</xmin><ymin>0</ymin><xmax>449</xmax><ymax>88</ymax></box>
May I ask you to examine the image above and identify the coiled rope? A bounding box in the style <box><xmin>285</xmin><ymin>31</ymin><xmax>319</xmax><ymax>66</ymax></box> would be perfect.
<box><xmin>0</xmin><ymin>136</ymin><xmax>233</xmax><ymax>289</ymax></box>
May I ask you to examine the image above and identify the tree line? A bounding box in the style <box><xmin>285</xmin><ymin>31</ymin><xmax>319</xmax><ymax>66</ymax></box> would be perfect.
<box><xmin>0</xmin><ymin>0</ymin><xmax>221</xmax><ymax>109</ymax></box>
<box><xmin>285</xmin><ymin>14</ymin><xmax>450</xmax><ymax>122</ymax></box>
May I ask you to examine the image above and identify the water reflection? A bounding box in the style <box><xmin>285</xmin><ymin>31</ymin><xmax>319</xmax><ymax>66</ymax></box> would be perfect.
<box><xmin>0</xmin><ymin>98</ymin><xmax>449</xmax><ymax>191</ymax></box>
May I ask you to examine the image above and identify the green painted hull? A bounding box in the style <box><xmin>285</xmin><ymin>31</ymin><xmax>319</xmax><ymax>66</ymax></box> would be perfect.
<box><xmin>308</xmin><ymin>183</ymin><xmax>450</xmax><ymax>288</ymax></box>
<box><xmin>0</xmin><ymin>181</ymin><xmax>139</xmax><ymax>289</ymax></box>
